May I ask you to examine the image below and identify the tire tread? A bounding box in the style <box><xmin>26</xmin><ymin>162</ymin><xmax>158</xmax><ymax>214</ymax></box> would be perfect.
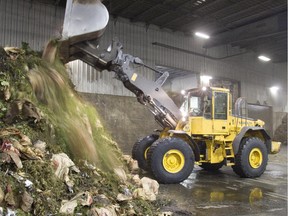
<box><xmin>232</xmin><ymin>137</ymin><xmax>268</xmax><ymax>178</ymax></box>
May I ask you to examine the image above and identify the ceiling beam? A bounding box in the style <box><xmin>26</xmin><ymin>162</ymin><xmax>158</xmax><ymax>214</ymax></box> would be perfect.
<box><xmin>107</xmin><ymin>0</ymin><xmax>132</xmax><ymax>15</ymax></box>
<box><xmin>116</xmin><ymin>0</ymin><xmax>170</xmax><ymax>17</ymax></box>
<box><xmin>131</xmin><ymin>4</ymin><xmax>161</xmax><ymax>22</ymax></box>
<box><xmin>185</xmin><ymin>5</ymin><xmax>286</xmax><ymax>36</ymax></box>
<box><xmin>265</xmin><ymin>48</ymin><xmax>287</xmax><ymax>54</ymax></box>
<box><xmin>117</xmin><ymin>0</ymin><xmax>140</xmax><ymax>16</ymax></box>
<box><xmin>243</xmin><ymin>42</ymin><xmax>287</xmax><ymax>53</ymax></box>
<box><xmin>178</xmin><ymin>0</ymin><xmax>271</xmax><ymax>33</ymax></box>
<box><xmin>184</xmin><ymin>0</ymin><xmax>228</xmax><ymax>16</ymax></box>
<box><xmin>223</xmin><ymin>5</ymin><xmax>287</xmax><ymax>29</ymax></box>
<box><xmin>251</xmin><ymin>42</ymin><xmax>287</xmax><ymax>53</ymax></box>
<box><xmin>195</xmin><ymin>0</ymin><xmax>263</xmax><ymax>19</ymax></box>
<box><xmin>131</xmin><ymin>0</ymin><xmax>199</xmax><ymax>23</ymax></box>
<box><xmin>160</xmin><ymin>13</ymin><xmax>194</xmax><ymax>29</ymax></box>
<box><xmin>203</xmin><ymin>11</ymin><xmax>287</xmax><ymax>48</ymax></box>
<box><xmin>131</xmin><ymin>4</ymin><xmax>180</xmax><ymax>23</ymax></box>
<box><xmin>231</xmin><ymin>30</ymin><xmax>287</xmax><ymax>45</ymax></box>
<box><xmin>154</xmin><ymin>0</ymin><xmax>198</xmax><ymax>27</ymax></box>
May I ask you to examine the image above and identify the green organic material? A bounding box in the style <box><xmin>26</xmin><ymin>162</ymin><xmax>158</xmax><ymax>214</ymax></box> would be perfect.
<box><xmin>29</xmin><ymin>46</ymin><xmax>122</xmax><ymax>170</ymax></box>
<box><xmin>0</xmin><ymin>43</ymin><xmax>165</xmax><ymax>215</ymax></box>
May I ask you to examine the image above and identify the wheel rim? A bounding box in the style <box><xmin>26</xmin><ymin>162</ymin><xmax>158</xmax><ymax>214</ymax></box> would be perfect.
<box><xmin>144</xmin><ymin>147</ymin><xmax>150</xmax><ymax>160</ymax></box>
<box><xmin>249</xmin><ymin>148</ymin><xmax>263</xmax><ymax>168</ymax></box>
<box><xmin>162</xmin><ymin>149</ymin><xmax>185</xmax><ymax>173</ymax></box>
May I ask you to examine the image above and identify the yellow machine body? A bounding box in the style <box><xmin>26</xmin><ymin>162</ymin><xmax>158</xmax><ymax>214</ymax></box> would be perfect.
<box><xmin>163</xmin><ymin>87</ymin><xmax>280</xmax><ymax>166</ymax></box>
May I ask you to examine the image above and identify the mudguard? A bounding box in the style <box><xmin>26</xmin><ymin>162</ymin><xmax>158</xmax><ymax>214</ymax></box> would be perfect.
<box><xmin>232</xmin><ymin>126</ymin><xmax>272</xmax><ymax>155</ymax></box>
<box><xmin>168</xmin><ymin>130</ymin><xmax>200</xmax><ymax>161</ymax></box>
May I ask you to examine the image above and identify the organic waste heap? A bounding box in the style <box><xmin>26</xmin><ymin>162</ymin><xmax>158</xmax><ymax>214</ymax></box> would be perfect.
<box><xmin>0</xmin><ymin>43</ymin><xmax>165</xmax><ymax>215</ymax></box>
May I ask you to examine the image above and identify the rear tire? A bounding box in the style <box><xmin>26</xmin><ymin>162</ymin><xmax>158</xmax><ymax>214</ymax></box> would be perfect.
<box><xmin>132</xmin><ymin>134</ymin><xmax>159</xmax><ymax>170</ymax></box>
<box><xmin>232</xmin><ymin>137</ymin><xmax>268</xmax><ymax>178</ymax></box>
<box><xmin>200</xmin><ymin>161</ymin><xmax>224</xmax><ymax>171</ymax></box>
<box><xmin>147</xmin><ymin>137</ymin><xmax>195</xmax><ymax>184</ymax></box>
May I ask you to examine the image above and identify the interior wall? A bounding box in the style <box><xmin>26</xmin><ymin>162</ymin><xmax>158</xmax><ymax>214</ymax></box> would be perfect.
<box><xmin>1</xmin><ymin>0</ymin><xmax>287</xmax><ymax>134</ymax></box>
<box><xmin>0</xmin><ymin>0</ymin><xmax>64</xmax><ymax>49</ymax></box>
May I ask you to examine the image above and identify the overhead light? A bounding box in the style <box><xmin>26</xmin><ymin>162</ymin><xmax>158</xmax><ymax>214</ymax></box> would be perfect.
<box><xmin>269</xmin><ymin>86</ymin><xmax>279</xmax><ymax>94</ymax></box>
<box><xmin>258</xmin><ymin>55</ymin><xmax>271</xmax><ymax>62</ymax></box>
<box><xmin>200</xmin><ymin>75</ymin><xmax>212</xmax><ymax>87</ymax></box>
<box><xmin>181</xmin><ymin>90</ymin><xmax>186</xmax><ymax>95</ymax></box>
<box><xmin>200</xmin><ymin>75</ymin><xmax>212</xmax><ymax>82</ymax></box>
<box><xmin>195</xmin><ymin>32</ymin><xmax>210</xmax><ymax>39</ymax></box>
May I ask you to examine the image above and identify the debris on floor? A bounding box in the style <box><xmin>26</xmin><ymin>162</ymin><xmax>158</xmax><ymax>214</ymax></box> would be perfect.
<box><xmin>133</xmin><ymin>177</ymin><xmax>159</xmax><ymax>201</ymax></box>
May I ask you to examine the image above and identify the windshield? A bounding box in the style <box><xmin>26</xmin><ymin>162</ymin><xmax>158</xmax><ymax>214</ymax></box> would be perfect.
<box><xmin>180</xmin><ymin>88</ymin><xmax>212</xmax><ymax>118</ymax></box>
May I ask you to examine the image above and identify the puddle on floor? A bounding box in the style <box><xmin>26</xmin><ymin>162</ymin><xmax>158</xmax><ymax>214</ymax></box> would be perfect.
<box><xmin>158</xmin><ymin>165</ymin><xmax>287</xmax><ymax>216</ymax></box>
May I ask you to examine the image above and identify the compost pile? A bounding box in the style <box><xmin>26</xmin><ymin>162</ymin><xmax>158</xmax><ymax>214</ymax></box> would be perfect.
<box><xmin>0</xmin><ymin>43</ymin><xmax>166</xmax><ymax>215</ymax></box>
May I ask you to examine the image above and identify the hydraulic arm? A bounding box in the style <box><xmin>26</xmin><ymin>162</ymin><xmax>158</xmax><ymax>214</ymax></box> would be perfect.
<box><xmin>59</xmin><ymin>0</ymin><xmax>181</xmax><ymax>129</ymax></box>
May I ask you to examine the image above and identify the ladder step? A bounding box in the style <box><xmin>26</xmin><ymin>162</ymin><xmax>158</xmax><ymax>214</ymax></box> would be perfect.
<box><xmin>226</xmin><ymin>162</ymin><xmax>235</xmax><ymax>166</ymax></box>
<box><xmin>226</xmin><ymin>155</ymin><xmax>234</xmax><ymax>158</ymax></box>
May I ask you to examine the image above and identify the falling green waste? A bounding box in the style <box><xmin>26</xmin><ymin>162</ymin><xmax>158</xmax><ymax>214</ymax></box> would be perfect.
<box><xmin>0</xmin><ymin>42</ymin><xmax>164</xmax><ymax>215</ymax></box>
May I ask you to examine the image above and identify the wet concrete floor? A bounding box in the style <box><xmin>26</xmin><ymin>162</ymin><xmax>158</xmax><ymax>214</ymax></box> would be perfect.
<box><xmin>158</xmin><ymin>145</ymin><xmax>287</xmax><ymax>216</ymax></box>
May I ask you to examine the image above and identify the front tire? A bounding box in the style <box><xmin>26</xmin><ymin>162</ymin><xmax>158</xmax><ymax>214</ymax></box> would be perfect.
<box><xmin>147</xmin><ymin>137</ymin><xmax>195</xmax><ymax>184</ymax></box>
<box><xmin>232</xmin><ymin>137</ymin><xmax>268</xmax><ymax>178</ymax></box>
<box><xmin>132</xmin><ymin>134</ymin><xmax>159</xmax><ymax>170</ymax></box>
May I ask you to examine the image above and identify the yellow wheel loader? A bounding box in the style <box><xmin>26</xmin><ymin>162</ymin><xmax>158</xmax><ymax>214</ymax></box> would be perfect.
<box><xmin>145</xmin><ymin>87</ymin><xmax>281</xmax><ymax>183</ymax></box>
<box><xmin>59</xmin><ymin>0</ymin><xmax>281</xmax><ymax>184</ymax></box>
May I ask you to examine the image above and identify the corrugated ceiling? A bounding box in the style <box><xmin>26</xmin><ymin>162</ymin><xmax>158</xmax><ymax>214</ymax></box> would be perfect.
<box><xmin>41</xmin><ymin>0</ymin><xmax>287</xmax><ymax>62</ymax></box>
<box><xmin>103</xmin><ymin>0</ymin><xmax>287</xmax><ymax>62</ymax></box>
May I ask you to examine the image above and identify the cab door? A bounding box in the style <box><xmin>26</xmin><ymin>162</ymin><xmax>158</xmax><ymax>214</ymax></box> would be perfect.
<box><xmin>213</xmin><ymin>91</ymin><xmax>229</xmax><ymax>134</ymax></box>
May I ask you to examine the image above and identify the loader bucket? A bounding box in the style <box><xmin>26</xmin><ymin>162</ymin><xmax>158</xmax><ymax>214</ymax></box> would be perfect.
<box><xmin>59</xmin><ymin>0</ymin><xmax>109</xmax><ymax>63</ymax></box>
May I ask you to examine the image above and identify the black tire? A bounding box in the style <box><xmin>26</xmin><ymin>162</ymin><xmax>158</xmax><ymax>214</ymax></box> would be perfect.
<box><xmin>200</xmin><ymin>161</ymin><xmax>224</xmax><ymax>171</ymax></box>
<box><xmin>147</xmin><ymin>137</ymin><xmax>195</xmax><ymax>184</ymax></box>
<box><xmin>132</xmin><ymin>134</ymin><xmax>159</xmax><ymax>170</ymax></box>
<box><xmin>232</xmin><ymin>137</ymin><xmax>268</xmax><ymax>178</ymax></box>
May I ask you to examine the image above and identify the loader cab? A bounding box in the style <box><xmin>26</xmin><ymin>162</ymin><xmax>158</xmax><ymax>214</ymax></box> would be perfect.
<box><xmin>180</xmin><ymin>87</ymin><xmax>231</xmax><ymax>135</ymax></box>
<box><xmin>180</xmin><ymin>87</ymin><xmax>212</xmax><ymax>118</ymax></box>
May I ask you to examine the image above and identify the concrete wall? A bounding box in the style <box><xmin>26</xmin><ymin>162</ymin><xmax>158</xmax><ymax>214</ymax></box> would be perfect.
<box><xmin>80</xmin><ymin>93</ymin><xmax>159</xmax><ymax>154</ymax></box>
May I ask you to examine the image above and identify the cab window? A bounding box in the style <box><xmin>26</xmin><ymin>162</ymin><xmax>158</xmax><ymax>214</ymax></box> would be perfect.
<box><xmin>214</xmin><ymin>92</ymin><xmax>227</xmax><ymax>119</ymax></box>
<box><xmin>203</xmin><ymin>96</ymin><xmax>212</xmax><ymax>119</ymax></box>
